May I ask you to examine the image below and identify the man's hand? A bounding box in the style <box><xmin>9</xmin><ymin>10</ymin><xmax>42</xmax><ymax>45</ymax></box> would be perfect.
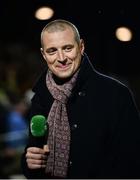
<box><xmin>26</xmin><ymin>146</ymin><xmax>49</xmax><ymax>169</ymax></box>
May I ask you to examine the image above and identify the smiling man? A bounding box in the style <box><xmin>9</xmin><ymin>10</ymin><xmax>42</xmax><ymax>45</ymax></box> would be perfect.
<box><xmin>40</xmin><ymin>22</ymin><xmax>84</xmax><ymax>79</ymax></box>
<box><xmin>21</xmin><ymin>19</ymin><xmax>140</xmax><ymax>179</ymax></box>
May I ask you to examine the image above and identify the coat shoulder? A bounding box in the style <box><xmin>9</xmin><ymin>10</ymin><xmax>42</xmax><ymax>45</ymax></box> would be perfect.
<box><xmin>93</xmin><ymin>70</ymin><xmax>130</xmax><ymax>92</ymax></box>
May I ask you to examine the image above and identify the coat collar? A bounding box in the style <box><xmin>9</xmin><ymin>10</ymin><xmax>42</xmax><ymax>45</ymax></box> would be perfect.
<box><xmin>71</xmin><ymin>53</ymin><xmax>96</xmax><ymax>94</ymax></box>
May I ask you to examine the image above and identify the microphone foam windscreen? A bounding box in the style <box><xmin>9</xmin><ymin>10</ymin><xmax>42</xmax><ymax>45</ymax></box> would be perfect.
<box><xmin>31</xmin><ymin>115</ymin><xmax>47</xmax><ymax>137</ymax></box>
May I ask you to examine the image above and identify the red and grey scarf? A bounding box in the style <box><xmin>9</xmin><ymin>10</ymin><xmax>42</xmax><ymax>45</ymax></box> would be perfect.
<box><xmin>45</xmin><ymin>69</ymin><xmax>79</xmax><ymax>178</ymax></box>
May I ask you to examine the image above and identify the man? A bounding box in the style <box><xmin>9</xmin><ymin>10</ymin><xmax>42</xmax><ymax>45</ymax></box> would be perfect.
<box><xmin>21</xmin><ymin>19</ymin><xmax>140</xmax><ymax>178</ymax></box>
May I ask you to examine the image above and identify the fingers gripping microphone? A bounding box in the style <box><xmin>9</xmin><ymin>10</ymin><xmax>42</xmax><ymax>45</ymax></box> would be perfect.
<box><xmin>30</xmin><ymin>115</ymin><xmax>48</xmax><ymax>149</ymax></box>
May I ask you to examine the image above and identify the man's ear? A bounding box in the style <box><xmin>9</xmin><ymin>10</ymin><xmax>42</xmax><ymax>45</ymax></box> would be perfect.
<box><xmin>80</xmin><ymin>39</ymin><xmax>85</xmax><ymax>55</ymax></box>
<box><xmin>40</xmin><ymin>47</ymin><xmax>44</xmax><ymax>55</ymax></box>
<box><xmin>40</xmin><ymin>47</ymin><xmax>46</xmax><ymax>60</ymax></box>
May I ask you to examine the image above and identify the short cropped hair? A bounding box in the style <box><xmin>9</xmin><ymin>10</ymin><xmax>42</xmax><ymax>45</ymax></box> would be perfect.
<box><xmin>40</xmin><ymin>19</ymin><xmax>81</xmax><ymax>47</ymax></box>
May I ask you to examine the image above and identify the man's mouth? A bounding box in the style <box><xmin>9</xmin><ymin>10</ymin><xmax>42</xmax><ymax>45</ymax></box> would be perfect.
<box><xmin>56</xmin><ymin>63</ymin><xmax>72</xmax><ymax>70</ymax></box>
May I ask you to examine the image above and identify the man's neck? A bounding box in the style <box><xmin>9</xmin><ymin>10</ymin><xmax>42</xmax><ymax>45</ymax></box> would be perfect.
<box><xmin>52</xmin><ymin>74</ymin><xmax>72</xmax><ymax>85</ymax></box>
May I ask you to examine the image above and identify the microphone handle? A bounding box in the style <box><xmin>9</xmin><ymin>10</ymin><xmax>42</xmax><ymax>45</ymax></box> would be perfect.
<box><xmin>29</xmin><ymin>135</ymin><xmax>47</xmax><ymax>148</ymax></box>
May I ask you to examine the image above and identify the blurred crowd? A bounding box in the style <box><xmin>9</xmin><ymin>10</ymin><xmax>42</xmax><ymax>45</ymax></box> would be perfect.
<box><xmin>0</xmin><ymin>42</ymin><xmax>43</xmax><ymax>178</ymax></box>
<box><xmin>0</xmin><ymin>90</ymin><xmax>29</xmax><ymax>178</ymax></box>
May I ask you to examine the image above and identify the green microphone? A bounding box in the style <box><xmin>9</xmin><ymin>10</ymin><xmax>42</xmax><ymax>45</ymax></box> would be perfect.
<box><xmin>31</xmin><ymin>115</ymin><xmax>47</xmax><ymax>137</ymax></box>
<box><xmin>30</xmin><ymin>115</ymin><xmax>48</xmax><ymax>148</ymax></box>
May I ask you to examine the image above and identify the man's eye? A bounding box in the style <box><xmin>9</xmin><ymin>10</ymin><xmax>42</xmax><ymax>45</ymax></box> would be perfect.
<box><xmin>65</xmin><ymin>47</ymin><xmax>72</xmax><ymax>51</ymax></box>
<box><xmin>48</xmin><ymin>51</ymin><xmax>56</xmax><ymax>55</ymax></box>
<box><xmin>46</xmin><ymin>49</ymin><xmax>57</xmax><ymax>55</ymax></box>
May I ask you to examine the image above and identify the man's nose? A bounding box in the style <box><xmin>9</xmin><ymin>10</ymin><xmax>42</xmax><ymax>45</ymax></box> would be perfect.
<box><xmin>57</xmin><ymin>51</ymin><xmax>65</xmax><ymax>62</ymax></box>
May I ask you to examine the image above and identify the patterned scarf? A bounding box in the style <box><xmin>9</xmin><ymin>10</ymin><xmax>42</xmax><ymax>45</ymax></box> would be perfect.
<box><xmin>45</xmin><ymin>69</ymin><xmax>79</xmax><ymax>178</ymax></box>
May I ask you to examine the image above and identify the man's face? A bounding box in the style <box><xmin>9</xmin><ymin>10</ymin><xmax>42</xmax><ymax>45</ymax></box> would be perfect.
<box><xmin>41</xmin><ymin>27</ymin><xmax>84</xmax><ymax>79</ymax></box>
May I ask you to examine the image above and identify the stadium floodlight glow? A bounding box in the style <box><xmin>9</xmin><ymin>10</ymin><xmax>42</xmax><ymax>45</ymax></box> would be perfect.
<box><xmin>35</xmin><ymin>6</ymin><xmax>54</xmax><ymax>20</ymax></box>
<box><xmin>115</xmin><ymin>26</ymin><xmax>132</xmax><ymax>42</ymax></box>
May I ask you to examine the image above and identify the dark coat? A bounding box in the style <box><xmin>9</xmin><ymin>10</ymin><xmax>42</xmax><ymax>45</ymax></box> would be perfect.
<box><xmin>21</xmin><ymin>54</ymin><xmax>140</xmax><ymax>178</ymax></box>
